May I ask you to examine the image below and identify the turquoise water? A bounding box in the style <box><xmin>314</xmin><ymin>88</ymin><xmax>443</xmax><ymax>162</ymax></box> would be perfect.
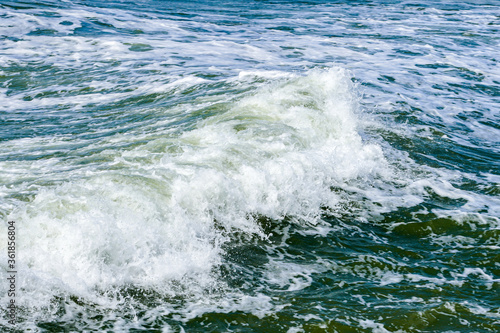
<box><xmin>0</xmin><ymin>0</ymin><xmax>499</xmax><ymax>332</ymax></box>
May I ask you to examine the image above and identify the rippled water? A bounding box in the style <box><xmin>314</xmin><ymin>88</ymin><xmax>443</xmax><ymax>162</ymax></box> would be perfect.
<box><xmin>1</xmin><ymin>0</ymin><xmax>499</xmax><ymax>332</ymax></box>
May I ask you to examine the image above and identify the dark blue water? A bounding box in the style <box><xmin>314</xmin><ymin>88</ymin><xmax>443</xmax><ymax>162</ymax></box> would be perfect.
<box><xmin>1</xmin><ymin>0</ymin><xmax>499</xmax><ymax>331</ymax></box>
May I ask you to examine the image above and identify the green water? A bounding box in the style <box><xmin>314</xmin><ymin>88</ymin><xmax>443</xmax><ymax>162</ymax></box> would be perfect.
<box><xmin>1</xmin><ymin>0</ymin><xmax>499</xmax><ymax>332</ymax></box>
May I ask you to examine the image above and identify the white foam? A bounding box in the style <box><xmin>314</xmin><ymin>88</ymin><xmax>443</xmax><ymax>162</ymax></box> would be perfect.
<box><xmin>1</xmin><ymin>1</ymin><xmax>499</xmax><ymax>329</ymax></box>
<box><xmin>0</xmin><ymin>67</ymin><xmax>396</xmax><ymax>325</ymax></box>
<box><xmin>359</xmin><ymin>319</ymin><xmax>392</xmax><ymax>333</ymax></box>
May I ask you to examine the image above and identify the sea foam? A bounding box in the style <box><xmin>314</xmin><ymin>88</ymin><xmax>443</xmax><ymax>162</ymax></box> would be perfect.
<box><xmin>1</xmin><ymin>68</ymin><xmax>390</xmax><ymax>324</ymax></box>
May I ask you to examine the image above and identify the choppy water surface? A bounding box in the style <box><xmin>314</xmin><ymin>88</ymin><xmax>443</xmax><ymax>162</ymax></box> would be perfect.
<box><xmin>0</xmin><ymin>0</ymin><xmax>499</xmax><ymax>332</ymax></box>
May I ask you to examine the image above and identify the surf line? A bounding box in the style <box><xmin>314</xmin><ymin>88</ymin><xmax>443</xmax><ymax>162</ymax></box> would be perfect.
<box><xmin>6</xmin><ymin>220</ymin><xmax>16</xmax><ymax>326</ymax></box>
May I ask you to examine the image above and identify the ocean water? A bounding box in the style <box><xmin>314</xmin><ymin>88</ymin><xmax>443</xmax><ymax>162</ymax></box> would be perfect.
<box><xmin>0</xmin><ymin>0</ymin><xmax>499</xmax><ymax>332</ymax></box>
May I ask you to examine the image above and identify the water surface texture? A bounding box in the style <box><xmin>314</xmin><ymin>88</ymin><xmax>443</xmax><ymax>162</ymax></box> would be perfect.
<box><xmin>1</xmin><ymin>0</ymin><xmax>499</xmax><ymax>332</ymax></box>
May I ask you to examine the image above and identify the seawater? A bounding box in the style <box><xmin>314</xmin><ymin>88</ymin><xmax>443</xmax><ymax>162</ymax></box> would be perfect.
<box><xmin>0</xmin><ymin>0</ymin><xmax>499</xmax><ymax>332</ymax></box>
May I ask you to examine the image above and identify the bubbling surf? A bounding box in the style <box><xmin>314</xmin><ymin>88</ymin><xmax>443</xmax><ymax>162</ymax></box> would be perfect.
<box><xmin>2</xmin><ymin>68</ymin><xmax>392</xmax><ymax>329</ymax></box>
<box><xmin>1</xmin><ymin>1</ymin><xmax>498</xmax><ymax>331</ymax></box>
